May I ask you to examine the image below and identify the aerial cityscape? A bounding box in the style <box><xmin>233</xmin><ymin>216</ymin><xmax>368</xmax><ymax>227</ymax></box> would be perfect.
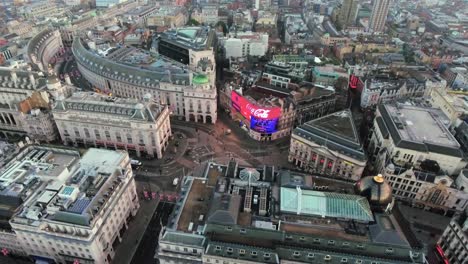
<box><xmin>0</xmin><ymin>0</ymin><xmax>467</xmax><ymax>263</ymax></box>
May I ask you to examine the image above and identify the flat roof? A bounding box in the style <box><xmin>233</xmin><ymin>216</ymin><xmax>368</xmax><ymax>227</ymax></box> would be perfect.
<box><xmin>386</xmin><ymin>104</ymin><xmax>458</xmax><ymax>147</ymax></box>
<box><xmin>1</xmin><ymin>146</ymin><xmax>128</xmax><ymax>228</ymax></box>
<box><xmin>378</xmin><ymin>104</ymin><xmax>463</xmax><ymax>157</ymax></box>
<box><xmin>176</xmin><ymin>179</ymin><xmax>212</xmax><ymax>232</ymax></box>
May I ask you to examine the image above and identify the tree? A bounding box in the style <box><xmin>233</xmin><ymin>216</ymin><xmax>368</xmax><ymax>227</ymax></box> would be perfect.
<box><xmin>215</xmin><ymin>21</ymin><xmax>228</xmax><ymax>35</ymax></box>
<box><xmin>402</xmin><ymin>43</ymin><xmax>415</xmax><ymax>63</ymax></box>
<box><xmin>187</xmin><ymin>19</ymin><xmax>200</xmax><ymax>26</ymax></box>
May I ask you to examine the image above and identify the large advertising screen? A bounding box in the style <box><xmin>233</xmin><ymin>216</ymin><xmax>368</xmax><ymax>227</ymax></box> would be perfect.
<box><xmin>250</xmin><ymin>116</ymin><xmax>279</xmax><ymax>133</ymax></box>
<box><xmin>231</xmin><ymin>91</ymin><xmax>281</xmax><ymax>133</ymax></box>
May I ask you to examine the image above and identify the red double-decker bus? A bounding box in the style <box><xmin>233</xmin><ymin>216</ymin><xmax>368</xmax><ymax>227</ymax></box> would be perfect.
<box><xmin>434</xmin><ymin>245</ymin><xmax>449</xmax><ymax>264</ymax></box>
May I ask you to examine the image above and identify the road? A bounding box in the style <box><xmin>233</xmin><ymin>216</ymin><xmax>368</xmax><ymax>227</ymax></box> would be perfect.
<box><xmin>130</xmin><ymin>202</ymin><xmax>174</xmax><ymax>264</ymax></box>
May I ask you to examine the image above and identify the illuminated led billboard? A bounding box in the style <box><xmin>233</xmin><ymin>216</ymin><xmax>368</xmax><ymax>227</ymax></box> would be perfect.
<box><xmin>231</xmin><ymin>91</ymin><xmax>281</xmax><ymax>133</ymax></box>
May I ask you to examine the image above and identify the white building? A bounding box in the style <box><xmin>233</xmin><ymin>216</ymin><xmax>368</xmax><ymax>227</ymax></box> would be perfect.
<box><xmin>53</xmin><ymin>92</ymin><xmax>171</xmax><ymax>159</ymax></box>
<box><xmin>223</xmin><ymin>32</ymin><xmax>268</xmax><ymax>59</ymax></box>
<box><xmin>369</xmin><ymin>103</ymin><xmax>466</xmax><ymax>176</ymax></box>
<box><xmin>438</xmin><ymin>210</ymin><xmax>468</xmax><ymax>263</ymax></box>
<box><xmin>0</xmin><ymin>146</ymin><xmax>140</xmax><ymax>264</ymax></box>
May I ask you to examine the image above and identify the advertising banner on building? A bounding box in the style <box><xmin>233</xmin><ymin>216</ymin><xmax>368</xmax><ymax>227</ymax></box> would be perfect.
<box><xmin>231</xmin><ymin>91</ymin><xmax>281</xmax><ymax>133</ymax></box>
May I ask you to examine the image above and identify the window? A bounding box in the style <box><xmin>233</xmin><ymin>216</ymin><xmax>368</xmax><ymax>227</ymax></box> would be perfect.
<box><xmin>84</xmin><ymin>128</ymin><xmax>90</xmax><ymax>138</ymax></box>
<box><xmin>116</xmin><ymin>132</ymin><xmax>122</xmax><ymax>142</ymax></box>
<box><xmin>105</xmin><ymin>131</ymin><xmax>111</xmax><ymax>140</ymax></box>
<box><xmin>127</xmin><ymin>134</ymin><xmax>132</xmax><ymax>144</ymax></box>
<box><xmin>94</xmin><ymin>129</ymin><xmax>100</xmax><ymax>140</ymax></box>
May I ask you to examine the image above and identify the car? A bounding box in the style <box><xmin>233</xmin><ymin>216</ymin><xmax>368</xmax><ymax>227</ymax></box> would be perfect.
<box><xmin>175</xmin><ymin>141</ymin><xmax>179</xmax><ymax>147</ymax></box>
<box><xmin>177</xmin><ymin>133</ymin><xmax>184</xmax><ymax>139</ymax></box>
<box><xmin>130</xmin><ymin>160</ymin><xmax>141</xmax><ymax>166</ymax></box>
<box><xmin>164</xmin><ymin>157</ymin><xmax>174</xmax><ymax>162</ymax></box>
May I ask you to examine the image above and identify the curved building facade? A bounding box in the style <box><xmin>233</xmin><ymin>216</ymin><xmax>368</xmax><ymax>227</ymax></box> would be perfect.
<box><xmin>27</xmin><ymin>29</ymin><xmax>64</xmax><ymax>72</ymax></box>
<box><xmin>72</xmin><ymin>38</ymin><xmax>217</xmax><ymax>124</ymax></box>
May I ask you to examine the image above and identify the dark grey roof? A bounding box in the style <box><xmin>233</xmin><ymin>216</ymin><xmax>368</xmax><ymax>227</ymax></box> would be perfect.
<box><xmin>72</xmin><ymin>38</ymin><xmax>191</xmax><ymax>86</ymax></box>
<box><xmin>205</xmin><ymin>241</ymin><xmax>279</xmax><ymax>264</ymax></box>
<box><xmin>207</xmin><ymin>194</ymin><xmax>241</xmax><ymax>225</ymax></box>
<box><xmin>378</xmin><ymin>105</ymin><xmax>463</xmax><ymax>158</ymax></box>
<box><xmin>293</xmin><ymin>110</ymin><xmax>366</xmax><ymax>161</ymax></box>
<box><xmin>161</xmin><ymin>230</ymin><xmax>206</xmax><ymax>247</ymax></box>
<box><xmin>52</xmin><ymin>211</ymin><xmax>91</xmax><ymax>226</ymax></box>
<box><xmin>369</xmin><ymin>214</ymin><xmax>409</xmax><ymax>247</ymax></box>
<box><xmin>204</xmin><ymin>223</ymin><xmax>425</xmax><ymax>263</ymax></box>
<box><xmin>158</xmin><ymin>27</ymin><xmax>216</xmax><ymax>51</ymax></box>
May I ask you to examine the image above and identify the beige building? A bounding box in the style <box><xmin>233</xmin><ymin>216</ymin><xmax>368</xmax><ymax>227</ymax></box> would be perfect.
<box><xmin>429</xmin><ymin>83</ymin><xmax>468</xmax><ymax>125</ymax></box>
<box><xmin>19</xmin><ymin>2</ymin><xmax>62</xmax><ymax>19</ymax></box>
<box><xmin>6</xmin><ymin>20</ymin><xmax>36</xmax><ymax>38</ymax></box>
<box><xmin>369</xmin><ymin>0</ymin><xmax>390</xmax><ymax>33</ymax></box>
<box><xmin>53</xmin><ymin>92</ymin><xmax>171</xmax><ymax>158</ymax></box>
<box><xmin>0</xmin><ymin>146</ymin><xmax>140</xmax><ymax>264</ymax></box>
<box><xmin>289</xmin><ymin>110</ymin><xmax>367</xmax><ymax>181</ymax></box>
<box><xmin>382</xmin><ymin>164</ymin><xmax>468</xmax><ymax>215</ymax></box>
<box><xmin>146</xmin><ymin>7</ymin><xmax>187</xmax><ymax>28</ymax></box>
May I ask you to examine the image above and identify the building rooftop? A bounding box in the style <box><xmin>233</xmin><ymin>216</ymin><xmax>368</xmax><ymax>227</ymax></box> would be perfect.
<box><xmin>280</xmin><ymin>187</ymin><xmax>374</xmax><ymax>222</ymax></box>
<box><xmin>165</xmin><ymin>161</ymin><xmax>425</xmax><ymax>263</ymax></box>
<box><xmin>158</xmin><ymin>27</ymin><xmax>216</xmax><ymax>51</ymax></box>
<box><xmin>54</xmin><ymin>92</ymin><xmax>165</xmax><ymax>123</ymax></box>
<box><xmin>293</xmin><ymin>110</ymin><xmax>366</xmax><ymax>161</ymax></box>
<box><xmin>72</xmin><ymin>38</ymin><xmax>193</xmax><ymax>86</ymax></box>
<box><xmin>378</xmin><ymin>104</ymin><xmax>463</xmax><ymax>157</ymax></box>
<box><xmin>0</xmin><ymin>146</ymin><xmax>129</xmax><ymax>230</ymax></box>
